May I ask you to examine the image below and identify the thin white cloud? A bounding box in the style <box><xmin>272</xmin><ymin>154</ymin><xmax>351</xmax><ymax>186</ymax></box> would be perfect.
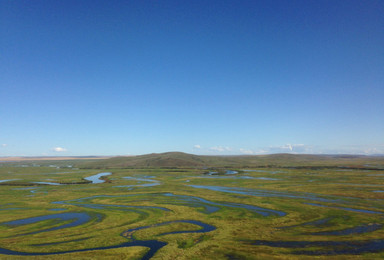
<box><xmin>257</xmin><ymin>144</ymin><xmax>384</xmax><ymax>155</ymax></box>
<box><xmin>209</xmin><ymin>146</ymin><xmax>232</xmax><ymax>152</ymax></box>
<box><xmin>193</xmin><ymin>144</ymin><xmax>201</xmax><ymax>149</ymax></box>
<box><xmin>239</xmin><ymin>148</ymin><xmax>254</xmax><ymax>155</ymax></box>
<box><xmin>267</xmin><ymin>144</ymin><xmax>312</xmax><ymax>154</ymax></box>
<box><xmin>53</xmin><ymin>147</ymin><xmax>67</xmax><ymax>152</ymax></box>
<box><xmin>254</xmin><ymin>149</ymin><xmax>268</xmax><ymax>154</ymax></box>
<box><xmin>1</xmin><ymin>144</ymin><xmax>7</xmax><ymax>147</ymax></box>
<box><xmin>322</xmin><ymin>144</ymin><xmax>384</xmax><ymax>155</ymax></box>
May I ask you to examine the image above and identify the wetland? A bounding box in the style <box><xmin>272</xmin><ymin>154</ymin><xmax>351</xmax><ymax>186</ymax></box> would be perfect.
<box><xmin>0</xmin><ymin>153</ymin><xmax>384</xmax><ymax>259</ymax></box>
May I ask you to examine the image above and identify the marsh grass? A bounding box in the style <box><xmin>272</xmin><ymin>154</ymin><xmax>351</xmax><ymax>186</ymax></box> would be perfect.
<box><xmin>0</xmin><ymin>160</ymin><xmax>384</xmax><ymax>259</ymax></box>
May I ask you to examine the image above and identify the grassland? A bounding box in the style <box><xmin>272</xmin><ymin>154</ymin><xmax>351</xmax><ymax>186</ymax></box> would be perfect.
<box><xmin>0</xmin><ymin>153</ymin><xmax>383</xmax><ymax>259</ymax></box>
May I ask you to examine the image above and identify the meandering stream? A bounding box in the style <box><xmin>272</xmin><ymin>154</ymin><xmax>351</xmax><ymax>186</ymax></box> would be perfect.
<box><xmin>0</xmin><ymin>214</ymin><xmax>215</xmax><ymax>259</ymax></box>
<box><xmin>84</xmin><ymin>172</ymin><xmax>111</xmax><ymax>184</ymax></box>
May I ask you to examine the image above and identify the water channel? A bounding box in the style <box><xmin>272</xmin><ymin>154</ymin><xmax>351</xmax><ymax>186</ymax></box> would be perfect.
<box><xmin>84</xmin><ymin>172</ymin><xmax>111</xmax><ymax>184</ymax></box>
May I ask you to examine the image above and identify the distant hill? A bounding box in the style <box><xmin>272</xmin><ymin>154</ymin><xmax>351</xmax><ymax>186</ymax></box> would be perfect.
<box><xmin>76</xmin><ymin>152</ymin><xmax>384</xmax><ymax>169</ymax></box>
<box><xmin>77</xmin><ymin>152</ymin><xmax>207</xmax><ymax>168</ymax></box>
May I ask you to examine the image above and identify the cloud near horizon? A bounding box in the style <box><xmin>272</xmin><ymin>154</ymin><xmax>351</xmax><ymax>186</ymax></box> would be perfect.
<box><xmin>1</xmin><ymin>144</ymin><xmax>7</xmax><ymax>147</ymax></box>
<box><xmin>266</xmin><ymin>144</ymin><xmax>312</xmax><ymax>154</ymax></box>
<box><xmin>322</xmin><ymin>144</ymin><xmax>384</xmax><ymax>155</ymax></box>
<box><xmin>239</xmin><ymin>148</ymin><xmax>254</xmax><ymax>154</ymax></box>
<box><xmin>52</xmin><ymin>147</ymin><xmax>67</xmax><ymax>152</ymax></box>
<box><xmin>193</xmin><ymin>144</ymin><xmax>201</xmax><ymax>149</ymax></box>
<box><xmin>209</xmin><ymin>146</ymin><xmax>232</xmax><ymax>152</ymax></box>
<box><xmin>259</xmin><ymin>144</ymin><xmax>384</xmax><ymax>155</ymax></box>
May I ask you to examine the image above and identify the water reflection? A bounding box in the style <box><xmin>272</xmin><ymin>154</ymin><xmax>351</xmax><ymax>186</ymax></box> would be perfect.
<box><xmin>305</xmin><ymin>203</ymin><xmax>384</xmax><ymax>215</ymax></box>
<box><xmin>114</xmin><ymin>176</ymin><xmax>160</xmax><ymax>189</ymax></box>
<box><xmin>1</xmin><ymin>212</ymin><xmax>99</xmax><ymax>236</ymax></box>
<box><xmin>32</xmin><ymin>182</ymin><xmax>61</xmax><ymax>186</ymax></box>
<box><xmin>84</xmin><ymin>172</ymin><xmax>111</xmax><ymax>184</ymax></box>
<box><xmin>188</xmin><ymin>185</ymin><xmax>340</xmax><ymax>203</ymax></box>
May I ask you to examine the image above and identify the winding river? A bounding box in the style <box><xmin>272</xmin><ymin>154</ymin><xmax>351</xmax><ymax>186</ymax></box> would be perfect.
<box><xmin>0</xmin><ymin>189</ymin><xmax>288</xmax><ymax>258</ymax></box>
<box><xmin>84</xmin><ymin>172</ymin><xmax>111</xmax><ymax>184</ymax></box>
<box><xmin>2</xmin><ymin>173</ymin><xmax>384</xmax><ymax>257</ymax></box>
<box><xmin>0</xmin><ymin>216</ymin><xmax>215</xmax><ymax>259</ymax></box>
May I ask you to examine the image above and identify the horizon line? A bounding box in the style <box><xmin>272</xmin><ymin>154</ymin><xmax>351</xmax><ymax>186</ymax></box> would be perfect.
<box><xmin>1</xmin><ymin>151</ymin><xmax>384</xmax><ymax>160</ymax></box>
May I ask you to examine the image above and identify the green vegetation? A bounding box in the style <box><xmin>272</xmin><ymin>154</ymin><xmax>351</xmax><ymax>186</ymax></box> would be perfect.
<box><xmin>0</xmin><ymin>153</ymin><xmax>383</xmax><ymax>259</ymax></box>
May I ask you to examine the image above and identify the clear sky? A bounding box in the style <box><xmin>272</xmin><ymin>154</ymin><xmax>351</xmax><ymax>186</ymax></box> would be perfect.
<box><xmin>1</xmin><ymin>0</ymin><xmax>383</xmax><ymax>156</ymax></box>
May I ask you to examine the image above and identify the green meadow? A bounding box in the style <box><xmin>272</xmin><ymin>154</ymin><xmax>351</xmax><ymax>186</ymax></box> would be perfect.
<box><xmin>0</xmin><ymin>153</ymin><xmax>384</xmax><ymax>259</ymax></box>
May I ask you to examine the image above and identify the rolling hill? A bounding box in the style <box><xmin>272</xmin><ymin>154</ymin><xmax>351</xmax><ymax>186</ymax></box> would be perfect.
<box><xmin>76</xmin><ymin>152</ymin><xmax>384</xmax><ymax>169</ymax></box>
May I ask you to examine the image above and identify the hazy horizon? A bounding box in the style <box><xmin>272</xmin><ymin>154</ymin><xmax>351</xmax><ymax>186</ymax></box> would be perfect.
<box><xmin>1</xmin><ymin>150</ymin><xmax>384</xmax><ymax>159</ymax></box>
<box><xmin>1</xmin><ymin>1</ymin><xmax>383</xmax><ymax>157</ymax></box>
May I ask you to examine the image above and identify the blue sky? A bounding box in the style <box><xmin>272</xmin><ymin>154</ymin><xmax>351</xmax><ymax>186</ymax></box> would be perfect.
<box><xmin>1</xmin><ymin>0</ymin><xmax>383</xmax><ymax>156</ymax></box>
